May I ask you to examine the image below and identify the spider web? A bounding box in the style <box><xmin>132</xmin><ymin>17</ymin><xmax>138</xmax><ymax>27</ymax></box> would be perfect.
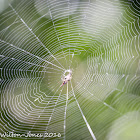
<box><xmin>0</xmin><ymin>0</ymin><xmax>140</xmax><ymax>140</ymax></box>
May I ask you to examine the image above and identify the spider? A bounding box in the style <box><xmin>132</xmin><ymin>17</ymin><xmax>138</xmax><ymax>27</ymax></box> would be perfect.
<box><xmin>60</xmin><ymin>70</ymin><xmax>72</xmax><ymax>87</ymax></box>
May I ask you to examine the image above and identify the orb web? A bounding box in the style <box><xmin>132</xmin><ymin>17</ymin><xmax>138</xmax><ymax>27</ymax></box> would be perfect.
<box><xmin>0</xmin><ymin>0</ymin><xmax>140</xmax><ymax>140</ymax></box>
